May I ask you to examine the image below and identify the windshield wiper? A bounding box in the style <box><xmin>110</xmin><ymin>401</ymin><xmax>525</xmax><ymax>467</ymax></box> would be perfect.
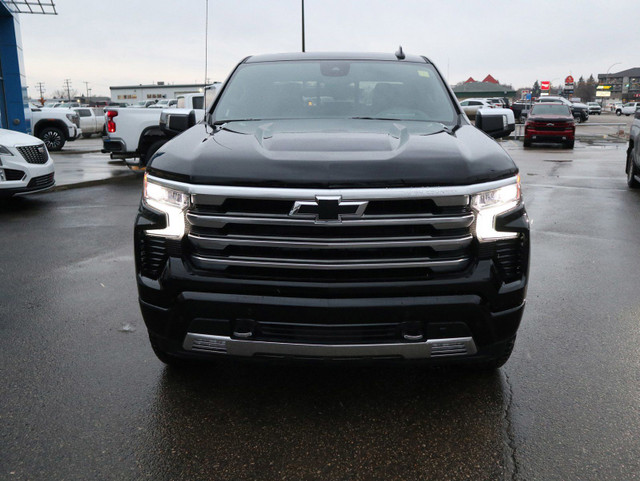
<box><xmin>348</xmin><ymin>116</ymin><xmax>409</xmax><ymax>121</ymax></box>
<box><xmin>349</xmin><ymin>117</ymin><xmax>454</xmax><ymax>135</ymax></box>
<box><xmin>211</xmin><ymin>119</ymin><xmax>266</xmax><ymax>130</ymax></box>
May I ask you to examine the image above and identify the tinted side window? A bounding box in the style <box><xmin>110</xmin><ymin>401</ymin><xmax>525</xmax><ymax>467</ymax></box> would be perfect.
<box><xmin>192</xmin><ymin>96</ymin><xmax>204</xmax><ymax>109</ymax></box>
<box><xmin>78</xmin><ymin>109</ymin><xmax>92</xmax><ymax>117</ymax></box>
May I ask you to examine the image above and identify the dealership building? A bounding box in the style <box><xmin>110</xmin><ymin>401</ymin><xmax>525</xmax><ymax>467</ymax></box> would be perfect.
<box><xmin>0</xmin><ymin>1</ymin><xmax>56</xmax><ymax>133</ymax></box>
<box><xmin>110</xmin><ymin>83</ymin><xmax>209</xmax><ymax>103</ymax></box>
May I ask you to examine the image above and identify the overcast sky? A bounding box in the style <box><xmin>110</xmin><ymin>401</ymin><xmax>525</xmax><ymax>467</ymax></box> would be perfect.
<box><xmin>17</xmin><ymin>0</ymin><xmax>640</xmax><ymax>98</ymax></box>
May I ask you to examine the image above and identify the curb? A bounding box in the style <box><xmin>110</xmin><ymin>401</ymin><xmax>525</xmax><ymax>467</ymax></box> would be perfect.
<box><xmin>54</xmin><ymin>149</ymin><xmax>103</xmax><ymax>155</ymax></box>
<box><xmin>52</xmin><ymin>172</ymin><xmax>139</xmax><ymax>192</ymax></box>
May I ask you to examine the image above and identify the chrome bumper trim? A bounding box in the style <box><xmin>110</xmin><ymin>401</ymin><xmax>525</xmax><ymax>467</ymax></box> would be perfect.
<box><xmin>182</xmin><ymin>333</ymin><xmax>477</xmax><ymax>360</ymax></box>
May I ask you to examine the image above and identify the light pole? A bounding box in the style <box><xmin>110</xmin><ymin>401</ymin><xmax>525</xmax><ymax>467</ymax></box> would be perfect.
<box><xmin>301</xmin><ymin>0</ymin><xmax>305</xmax><ymax>53</ymax></box>
<box><xmin>606</xmin><ymin>62</ymin><xmax>621</xmax><ymax>74</ymax></box>
<box><xmin>605</xmin><ymin>63</ymin><xmax>621</xmax><ymax>106</ymax></box>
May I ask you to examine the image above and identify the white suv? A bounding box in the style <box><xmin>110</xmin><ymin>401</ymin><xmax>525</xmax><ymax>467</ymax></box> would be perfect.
<box><xmin>0</xmin><ymin>128</ymin><xmax>55</xmax><ymax>197</ymax></box>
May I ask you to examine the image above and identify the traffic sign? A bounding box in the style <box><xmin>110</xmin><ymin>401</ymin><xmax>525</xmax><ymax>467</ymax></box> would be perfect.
<box><xmin>565</xmin><ymin>75</ymin><xmax>574</xmax><ymax>84</ymax></box>
<box><xmin>541</xmin><ymin>81</ymin><xmax>550</xmax><ymax>90</ymax></box>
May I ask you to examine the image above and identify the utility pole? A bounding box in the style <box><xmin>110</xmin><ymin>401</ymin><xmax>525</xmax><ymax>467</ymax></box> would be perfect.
<box><xmin>83</xmin><ymin>81</ymin><xmax>90</xmax><ymax>104</ymax></box>
<box><xmin>204</xmin><ymin>0</ymin><xmax>209</xmax><ymax>87</ymax></box>
<box><xmin>63</xmin><ymin>78</ymin><xmax>72</xmax><ymax>101</ymax></box>
<box><xmin>35</xmin><ymin>82</ymin><xmax>45</xmax><ymax>105</ymax></box>
<box><xmin>87</xmin><ymin>88</ymin><xmax>92</xmax><ymax>106</ymax></box>
<box><xmin>301</xmin><ymin>0</ymin><xmax>305</xmax><ymax>53</ymax></box>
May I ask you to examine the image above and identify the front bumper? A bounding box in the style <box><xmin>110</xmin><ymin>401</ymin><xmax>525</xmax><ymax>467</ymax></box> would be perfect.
<box><xmin>136</xmin><ymin>187</ymin><xmax>530</xmax><ymax>363</ymax></box>
<box><xmin>67</xmin><ymin>125</ymin><xmax>81</xmax><ymax>141</ymax></box>
<box><xmin>0</xmin><ymin>157</ymin><xmax>55</xmax><ymax>196</ymax></box>
<box><xmin>525</xmin><ymin>128</ymin><xmax>574</xmax><ymax>142</ymax></box>
<box><xmin>137</xmin><ymin>249</ymin><xmax>528</xmax><ymax>363</ymax></box>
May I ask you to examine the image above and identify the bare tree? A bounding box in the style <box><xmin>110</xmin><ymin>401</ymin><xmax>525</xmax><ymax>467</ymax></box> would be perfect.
<box><xmin>51</xmin><ymin>88</ymin><xmax>78</xmax><ymax>99</ymax></box>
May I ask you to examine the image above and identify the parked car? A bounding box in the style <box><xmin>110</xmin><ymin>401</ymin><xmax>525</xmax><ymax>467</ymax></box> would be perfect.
<box><xmin>511</xmin><ymin>100</ymin><xmax>533</xmax><ymax>123</ymax></box>
<box><xmin>55</xmin><ymin>102</ymin><xmax>81</xmax><ymax>109</ymax></box>
<box><xmin>625</xmin><ymin>106</ymin><xmax>640</xmax><ymax>188</ymax></box>
<box><xmin>537</xmin><ymin>96</ymin><xmax>589</xmax><ymax>123</ymax></box>
<box><xmin>524</xmin><ymin>103</ymin><xmax>575</xmax><ymax>149</ymax></box>
<box><xmin>30</xmin><ymin>106</ymin><xmax>82</xmax><ymax>151</ymax></box>
<box><xmin>616</xmin><ymin>102</ymin><xmax>640</xmax><ymax>116</ymax></box>
<box><xmin>0</xmin><ymin>128</ymin><xmax>55</xmax><ymax>197</ymax></box>
<box><xmin>71</xmin><ymin>107</ymin><xmax>105</xmax><ymax>137</ymax></box>
<box><xmin>587</xmin><ymin>102</ymin><xmax>602</xmax><ymax>115</ymax></box>
<box><xmin>135</xmin><ymin>51</ymin><xmax>529</xmax><ymax>370</ymax></box>
<box><xmin>130</xmin><ymin>100</ymin><xmax>159</xmax><ymax>108</ymax></box>
<box><xmin>487</xmin><ymin>97</ymin><xmax>506</xmax><ymax>109</ymax></box>
<box><xmin>459</xmin><ymin>98</ymin><xmax>493</xmax><ymax>119</ymax></box>
<box><xmin>148</xmin><ymin>99</ymin><xmax>177</xmax><ymax>109</ymax></box>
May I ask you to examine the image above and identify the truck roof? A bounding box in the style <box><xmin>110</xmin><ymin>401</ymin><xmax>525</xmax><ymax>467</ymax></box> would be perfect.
<box><xmin>244</xmin><ymin>51</ymin><xmax>430</xmax><ymax>64</ymax></box>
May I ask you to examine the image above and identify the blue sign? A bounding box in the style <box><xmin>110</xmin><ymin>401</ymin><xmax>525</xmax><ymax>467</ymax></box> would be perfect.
<box><xmin>526</xmin><ymin>93</ymin><xmax>532</xmax><ymax>100</ymax></box>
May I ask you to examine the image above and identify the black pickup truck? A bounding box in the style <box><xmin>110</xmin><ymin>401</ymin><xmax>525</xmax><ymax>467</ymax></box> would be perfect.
<box><xmin>135</xmin><ymin>51</ymin><xmax>529</xmax><ymax>370</ymax></box>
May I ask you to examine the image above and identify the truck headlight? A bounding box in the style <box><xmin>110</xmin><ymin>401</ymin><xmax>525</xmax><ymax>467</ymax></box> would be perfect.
<box><xmin>471</xmin><ymin>176</ymin><xmax>521</xmax><ymax>241</ymax></box>
<box><xmin>143</xmin><ymin>173</ymin><xmax>189</xmax><ymax>238</ymax></box>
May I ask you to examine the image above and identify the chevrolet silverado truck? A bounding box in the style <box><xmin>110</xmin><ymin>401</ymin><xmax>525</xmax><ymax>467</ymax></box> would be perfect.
<box><xmin>30</xmin><ymin>106</ymin><xmax>81</xmax><ymax>151</ymax></box>
<box><xmin>72</xmin><ymin>107</ymin><xmax>105</xmax><ymax>138</ymax></box>
<box><xmin>102</xmin><ymin>90</ymin><xmax>218</xmax><ymax>168</ymax></box>
<box><xmin>536</xmin><ymin>96</ymin><xmax>589</xmax><ymax>123</ymax></box>
<box><xmin>136</xmin><ymin>51</ymin><xmax>529</xmax><ymax>369</ymax></box>
<box><xmin>626</xmin><ymin>106</ymin><xmax>640</xmax><ymax>187</ymax></box>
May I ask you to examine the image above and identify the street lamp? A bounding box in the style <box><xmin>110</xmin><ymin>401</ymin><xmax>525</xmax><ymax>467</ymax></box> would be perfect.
<box><xmin>606</xmin><ymin>62</ymin><xmax>621</xmax><ymax>74</ymax></box>
<box><xmin>301</xmin><ymin>0</ymin><xmax>305</xmax><ymax>52</ymax></box>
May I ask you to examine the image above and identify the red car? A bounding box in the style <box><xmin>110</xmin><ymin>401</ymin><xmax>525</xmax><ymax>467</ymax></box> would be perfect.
<box><xmin>524</xmin><ymin>103</ymin><xmax>575</xmax><ymax>149</ymax></box>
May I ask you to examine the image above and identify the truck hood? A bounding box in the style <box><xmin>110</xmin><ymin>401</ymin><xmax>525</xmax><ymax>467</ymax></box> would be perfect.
<box><xmin>148</xmin><ymin>119</ymin><xmax>518</xmax><ymax>188</ymax></box>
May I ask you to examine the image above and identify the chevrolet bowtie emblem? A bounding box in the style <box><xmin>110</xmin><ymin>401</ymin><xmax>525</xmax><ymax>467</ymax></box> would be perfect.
<box><xmin>289</xmin><ymin>196</ymin><xmax>368</xmax><ymax>222</ymax></box>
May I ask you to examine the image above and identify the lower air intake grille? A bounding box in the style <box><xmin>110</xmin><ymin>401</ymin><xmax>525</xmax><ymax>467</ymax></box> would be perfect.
<box><xmin>139</xmin><ymin>236</ymin><xmax>168</xmax><ymax>279</ymax></box>
<box><xmin>4</xmin><ymin>169</ymin><xmax>25</xmax><ymax>181</ymax></box>
<box><xmin>27</xmin><ymin>172</ymin><xmax>55</xmax><ymax>189</ymax></box>
<box><xmin>257</xmin><ymin>321</ymin><xmax>403</xmax><ymax>345</ymax></box>
<box><xmin>494</xmin><ymin>239</ymin><xmax>525</xmax><ymax>282</ymax></box>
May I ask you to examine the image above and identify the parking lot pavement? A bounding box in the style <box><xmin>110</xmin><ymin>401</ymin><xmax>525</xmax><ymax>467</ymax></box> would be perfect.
<box><xmin>50</xmin><ymin>136</ymin><xmax>136</xmax><ymax>188</ymax></box>
<box><xmin>2</xmin><ymin>141</ymin><xmax>640</xmax><ymax>480</ymax></box>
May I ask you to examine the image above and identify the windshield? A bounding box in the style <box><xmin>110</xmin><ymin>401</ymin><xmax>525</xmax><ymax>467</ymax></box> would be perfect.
<box><xmin>212</xmin><ymin>60</ymin><xmax>457</xmax><ymax>125</ymax></box>
<box><xmin>531</xmin><ymin>104</ymin><xmax>571</xmax><ymax>116</ymax></box>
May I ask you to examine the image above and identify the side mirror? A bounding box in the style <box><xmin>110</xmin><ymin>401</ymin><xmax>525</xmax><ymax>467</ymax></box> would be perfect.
<box><xmin>159</xmin><ymin>109</ymin><xmax>196</xmax><ymax>135</ymax></box>
<box><xmin>475</xmin><ymin>108</ymin><xmax>515</xmax><ymax>138</ymax></box>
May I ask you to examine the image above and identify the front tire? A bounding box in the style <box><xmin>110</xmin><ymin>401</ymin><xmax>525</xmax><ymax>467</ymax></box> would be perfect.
<box><xmin>616</xmin><ymin>110</ymin><xmax>622</xmax><ymax>116</ymax></box>
<box><xmin>40</xmin><ymin>127</ymin><xmax>66</xmax><ymax>151</ymax></box>
<box><xmin>564</xmin><ymin>140</ymin><xmax>575</xmax><ymax>149</ymax></box>
<box><xmin>149</xmin><ymin>335</ymin><xmax>198</xmax><ymax>368</ymax></box>
<box><xmin>627</xmin><ymin>151</ymin><xmax>640</xmax><ymax>188</ymax></box>
<box><xmin>523</xmin><ymin>139</ymin><xmax>532</xmax><ymax>148</ymax></box>
<box><xmin>468</xmin><ymin>337</ymin><xmax>516</xmax><ymax>371</ymax></box>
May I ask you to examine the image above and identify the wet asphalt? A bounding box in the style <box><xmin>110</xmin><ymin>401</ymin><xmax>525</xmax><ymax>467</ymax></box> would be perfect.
<box><xmin>1</xmin><ymin>141</ymin><xmax>640</xmax><ymax>480</ymax></box>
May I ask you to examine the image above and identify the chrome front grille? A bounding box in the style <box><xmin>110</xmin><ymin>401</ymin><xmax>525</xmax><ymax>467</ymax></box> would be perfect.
<box><xmin>184</xmin><ymin>186</ymin><xmax>475</xmax><ymax>281</ymax></box>
<box><xmin>17</xmin><ymin>145</ymin><xmax>49</xmax><ymax>164</ymax></box>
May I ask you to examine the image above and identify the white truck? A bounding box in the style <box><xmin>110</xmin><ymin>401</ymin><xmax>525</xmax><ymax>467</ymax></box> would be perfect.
<box><xmin>29</xmin><ymin>106</ymin><xmax>82</xmax><ymax>151</ymax></box>
<box><xmin>102</xmin><ymin>90</ymin><xmax>216</xmax><ymax>167</ymax></box>
<box><xmin>71</xmin><ymin>107</ymin><xmax>106</xmax><ymax>138</ymax></box>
